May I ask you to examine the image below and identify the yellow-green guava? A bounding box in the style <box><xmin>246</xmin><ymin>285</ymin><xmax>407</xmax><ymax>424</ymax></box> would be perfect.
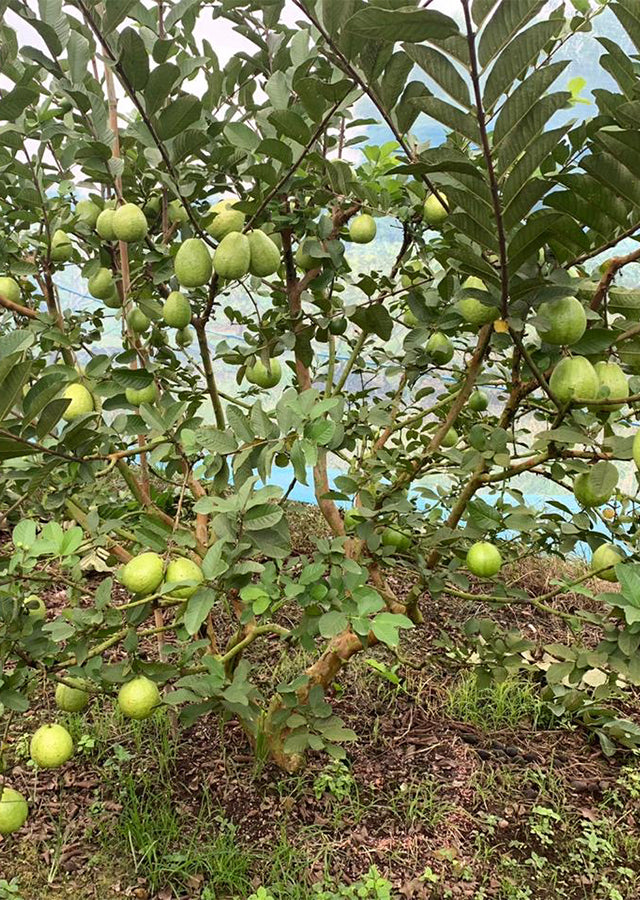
<box><xmin>247</xmin><ymin>230</ymin><xmax>280</xmax><ymax>277</ymax></box>
<box><xmin>112</xmin><ymin>203</ymin><xmax>148</xmax><ymax>243</ymax></box>
<box><xmin>246</xmin><ymin>359</ymin><xmax>282</xmax><ymax>388</ymax></box>
<box><xmin>174</xmin><ymin>238</ymin><xmax>213</xmax><ymax>287</ymax></box>
<box><xmin>162</xmin><ymin>291</ymin><xmax>191</xmax><ymax>328</ymax></box>
<box><xmin>0</xmin><ymin>787</ymin><xmax>28</xmax><ymax>835</ymax></box>
<box><xmin>466</xmin><ymin>541</ymin><xmax>502</xmax><ymax>577</ymax></box>
<box><xmin>30</xmin><ymin>723</ymin><xmax>74</xmax><ymax>768</ymax></box>
<box><xmin>213</xmin><ymin>232</ymin><xmax>251</xmax><ymax>280</ymax></box>
<box><xmin>117</xmin><ymin>676</ymin><xmax>161</xmax><ymax>720</ymax></box>
<box><xmin>62</xmin><ymin>383</ymin><xmax>94</xmax><ymax>421</ymax></box>
<box><xmin>349</xmin><ymin>214</ymin><xmax>377</xmax><ymax>244</ymax></box>
<box><xmin>0</xmin><ymin>276</ymin><xmax>21</xmax><ymax>304</ymax></box>
<box><xmin>120</xmin><ymin>551</ymin><xmax>164</xmax><ymax>595</ymax></box>
<box><xmin>165</xmin><ymin>557</ymin><xmax>204</xmax><ymax>598</ymax></box>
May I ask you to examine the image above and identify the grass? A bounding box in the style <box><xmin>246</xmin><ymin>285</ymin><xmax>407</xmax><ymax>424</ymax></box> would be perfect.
<box><xmin>443</xmin><ymin>671</ymin><xmax>547</xmax><ymax>730</ymax></box>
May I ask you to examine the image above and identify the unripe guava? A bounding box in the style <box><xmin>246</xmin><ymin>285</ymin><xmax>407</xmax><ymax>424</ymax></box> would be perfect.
<box><xmin>633</xmin><ymin>430</ymin><xmax>640</xmax><ymax>470</ymax></box>
<box><xmin>573</xmin><ymin>471</ymin><xmax>617</xmax><ymax>508</ymax></box>
<box><xmin>125</xmin><ymin>382</ymin><xmax>157</xmax><ymax>406</ymax></box>
<box><xmin>213</xmin><ymin>232</ymin><xmax>251</xmax><ymax>280</ymax></box>
<box><xmin>295</xmin><ymin>243</ymin><xmax>316</xmax><ymax>270</ymax></box>
<box><xmin>594</xmin><ymin>361</ymin><xmax>629</xmax><ymax>410</ymax></box>
<box><xmin>329</xmin><ymin>316</ymin><xmax>347</xmax><ymax>335</ymax></box>
<box><xmin>404</xmin><ymin>308</ymin><xmax>420</xmax><ymax>328</ymax></box>
<box><xmin>165</xmin><ymin>557</ymin><xmax>204</xmax><ymax>598</ymax></box>
<box><xmin>102</xmin><ymin>288</ymin><xmax>122</xmax><ymax>309</ymax></box>
<box><xmin>62</xmin><ymin>383</ymin><xmax>94</xmax><ymax>421</ymax></box>
<box><xmin>120</xmin><ymin>551</ymin><xmax>164</xmax><ymax>595</ymax></box>
<box><xmin>549</xmin><ymin>356</ymin><xmax>599</xmax><ymax>405</ymax></box>
<box><xmin>75</xmin><ymin>199</ymin><xmax>100</xmax><ymax>228</ymax></box>
<box><xmin>168</xmin><ymin>199</ymin><xmax>188</xmax><ymax>224</ymax></box>
<box><xmin>113</xmin><ymin>203</ymin><xmax>148</xmax><ymax>243</ymax></box>
<box><xmin>381</xmin><ymin>527</ymin><xmax>411</xmax><ymax>552</ymax></box>
<box><xmin>175</xmin><ymin>326</ymin><xmax>195</xmax><ymax>348</ymax></box>
<box><xmin>118</xmin><ymin>675</ymin><xmax>161</xmax><ymax>720</ymax></box>
<box><xmin>23</xmin><ymin>594</ymin><xmax>45</xmax><ymax>620</ymax></box>
<box><xmin>127</xmin><ymin>307</ymin><xmax>150</xmax><ymax>334</ymax></box>
<box><xmin>96</xmin><ymin>208</ymin><xmax>116</xmax><ymax>241</ymax></box>
<box><xmin>423</xmin><ymin>192</ymin><xmax>448</xmax><ymax>226</ymax></box>
<box><xmin>55</xmin><ymin>680</ymin><xmax>89</xmax><ymax>712</ymax></box>
<box><xmin>0</xmin><ymin>787</ymin><xmax>28</xmax><ymax>835</ymax></box>
<box><xmin>247</xmin><ymin>230</ymin><xmax>280</xmax><ymax>277</ymax></box>
<box><xmin>457</xmin><ymin>293</ymin><xmax>498</xmax><ymax>326</ymax></box>
<box><xmin>246</xmin><ymin>358</ymin><xmax>282</xmax><ymax>388</ymax></box>
<box><xmin>440</xmin><ymin>427</ymin><xmax>459</xmax><ymax>448</ymax></box>
<box><xmin>349</xmin><ymin>214</ymin><xmax>377</xmax><ymax>244</ymax></box>
<box><xmin>50</xmin><ymin>229</ymin><xmax>73</xmax><ymax>262</ymax></box>
<box><xmin>30</xmin><ymin>723</ymin><xmax>74</xmax><ymax>768</ymax></box>
<box><xmin>207</xmin><ymin>204</ymin><xmax>245</xmax><ymax>241</ymax></box>
<box><xmin>174</xmin><ymin>238</ymin><xmax>213</xmax><ymax>287</ymax></box>
<box><xmin>344</xmin><ymin>508</ymin><xmax>365</xmax><ymax>532</ymax></box>
<box><xmin>466</xmin><ymin>541</ymin><xmax>502</xmax><ymax>577</ymax></box>
<box><xmin>88</xmin><ymin>267</ymin><xmax>115</xmax><ymax>300</ymax></box>
<box><xmin>590</xmin><ymin>543</ymin><xmax>623</xmax><ymax>582</ymax></box>
<box><xmin>162</xmin><ymin>291</ymin><xmax>192</xmax><ymax>328</ymax></box>
<box><xmin>536</xmin><ymin>296</ymin><xmax>586</xmax><ymax>346</ymax></box>
<box><xmin>469</xmin><ymin>390</ymin><xmax>489</xmax><ymax>412</ymax></box>
<box><xmin>0</xmin><ymin>276</ymin><xmax>21</xmax><ymax>305</ymax></box>
<box><xmin>426</xmin><ymin>332</ymin><xmax>454</xmax><ymax>364</ymax></box>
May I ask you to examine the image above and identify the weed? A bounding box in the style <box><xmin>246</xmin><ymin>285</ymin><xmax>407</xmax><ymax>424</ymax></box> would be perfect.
<box><xmin>444</xmin><ymin>672</ymin><xmax>545</xmax><ymax>730</ymax></box>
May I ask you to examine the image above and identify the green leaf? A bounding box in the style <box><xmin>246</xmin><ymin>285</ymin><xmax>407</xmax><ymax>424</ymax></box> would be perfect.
<box><xmin>472</xmin><ymin>0</ymin><xmax>499</xmax><ymax>26</ymax></box>
<box><xmin>318</xmin><ymin>610</ymin><xmax>348</xmax><ymax>638</ymax></box>
<box><xmin>243</xmin><ymin>504</ymin><xmax>283</xmax><ymax>531</ymax></box>
<box><xmin>67</xmin><ymin>30</ymin><xmax>90</xmax><ymax>85</ymax></box>
<box><xmin>412</xmin><ymin>96</ymin><xmax>480</xmax><ymax>143</ymax></box>
<box><xmin>13</xmin><ymin>519</ymin><xmax>37</xmax><ymax>549</ymax></box>
<box><xmin>403</xmin><ymin>44</ymin><xmax>471</xmax><ymax>109</ymax></box>
<box><xmin>103</xmin><ymin>0</ymin><xmax>137</xmax><ymax>34</ymax></box>
<box><xmin>0</xmin><ymin>329</ymin><xmax>34</xmax><ymax>360</ymax></box>
<box><xmin>0</xmin><ymin>361</ymin><xmax>32</xmax><ymax>423</ymax></box>
<box><xmin>379</xmin><ymin>51</ymin><xmax>414</xmax><ymax>111</ymax></box>
<box><xmin>478</xmin><ymin>0</ymin><xmax>546</xmax><ymax>68</ymax></box>
<box><xmin>344</xmin><ymin>7</ymin><xmax>458</xmax><ymax>43</ymax></box>
<box><xmin>118</xmin><ymin>27</ymin><xmax>149</xmax><ymax>92</ymax></box>
<box><xmin>157</xmin><ymin>95</ymin><xmax>201</xmax><ymax>140</ymax></box>
<box><xmin>0</xmin><ymin>85</ymin><xmax>39</xmax><ymax>121</ymax></box>
<box><xmin>493</xmin><ymin>62</ymin><xmax>570</xmax><ymax>149</ymax></box>
<box><xmin>184</xmin><ymin>587</ymin><xmax>216</xmax><ymax>635</ymax></box>
<box><xmin>268</xmin><ymin>110</ymin><xmax>310</xmax><ymax>145</ymax></box>
<box><xmin>144</xmin><ymin>63</ymin><xmax>181</xmax><ymax>116</ymax></box>
<box><xmin>587</xmin><ymin>460</ymin><xmax>618</xmax><ymax>498</ymax></box>
<box><xmin>224</xmin><ymin>122</ymin><xmax>259</xmax><ymax>151</ymax></box>
<box><xmin>483</xmin><ymin>20</ymin><xmax>562</xmax><ymax>111</ymax></box>
<box><xmin>351</xmin><ymin>303</ymin><xmax>393</xmax><ymax>340</ymax></box>
<box><xmin>371</xmin><ymin>612</ymin><xmax>414</xmax><ymax>647</ymax></box>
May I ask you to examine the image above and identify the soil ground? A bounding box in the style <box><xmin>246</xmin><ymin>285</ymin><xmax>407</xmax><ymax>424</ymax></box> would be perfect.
<box><xmin>1</xmin><ymin>504</ymin><xmax>639</xmax><ymax>900</ymax></box>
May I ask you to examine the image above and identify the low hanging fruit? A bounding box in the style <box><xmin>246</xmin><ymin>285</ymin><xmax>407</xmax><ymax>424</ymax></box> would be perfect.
<box><xmin>213</xmin><ymin>232</ymin><xmax>251</xmax><ymax>280</ymax></box>
<box><xmin>594</xmin><ymin>361</ymin><xmax>629</xmax><ymax>409</ymax></box>
<box><xmin>175</xmin><ymin>326</ymin><xmax>195</xmax><ymax>347</ymax></box>
<box><xmin>55</xmin><ymin>680</ymin><xmax>89</xmax><ymax>713</ymax></box>
<box><xmin>30</xmin><ymin>723</ymin><xmax>74</xmax><ymax>768</ymax></box>
<box><xmin>62</xmin><ymin>383</ymin><xmax>94</xmax><ymax>421</ymax></box>
<box><xmin>207</xmin><ymin>198</ymin><xmax>245</xmax><ymax>240</ymax></box>
<box><xmin>468</xmin><ymin>390</ymin><xmax>489</xmax><ymax>412</ymax></box>
<box><xmin>535</xmin><ymin>296</ymin><xmax>586</xmax><ymax>346</ymax></box>
<box><xmin>381</xmin><ymin>527</ymin><xmax>411</xmax><ymax>552</ymax></box>
<box><xmin>50</xmin><ymin>229</ymin><xmax>73</xmax><ymax>262</ymax></box>
<box><xmin>165</xmin><ymin>557</ymin><xmax>204</xmax><ymax>598</ymax></box>
<box><xmin>247</xmin><ymin>230</ymin><xmax>280</xmax><ymax>277</ymax></box>
<box><xmin>549</xmin><ymin>356</ymin><xmax>599</xmax><ymax>404</ymax></box>
<box><xmin>295</xmin><ymin>242</ymin><xmax>316</xmax><ymax>270</ymax></box>
<box><xmin>245</xmin><ymin>358</ymin><xmax>282</xmax><ymax>388</ymax></box>
<box><xmin>349</xmin><ymin>214</ymin><xmax>377</xmax><ymax>244</ymax></box>
<box><xmin>426</xmin><ymin>331</ymin><xmax>454</xmax><ymax>364</ymax></box>
<box><xmin>590</xmin><ymin>543</ymin><xmax>623</xmax><ymax>582</ymax></box>
<box><xmin>125</xmin><ymin>382</ymin><xmax>157</xmax><ymax>406</ymax></box>
<box><xmin>423</xmin><ymin>191</ymin><xmax>448</xmax><ymax>226</ymax></box>
<box><xmin>573</xmin><ymin>470</ymin><xmax>617</xmax><ymax>508</ymax></box>
<box><xmin>127</xmin><ymin>307</ymin><xmax>151</xmax><ymax>334</ymax></box>
<box><xmin>0</xmin><ymin>787</ymin><xmax>28</xmax><ymax>835</ymax></box>
<box><xmin>174</xmin><ymin>238</ymin><xmax>213</xmax><ymax>287</ymax></box>
<box><xmin>0</xmin><ymin>275</ymin><xmax>21</xmax><ymax>304</ymax></box>
<box><xmin>440</xmin><ymin>426</ymin><xmax>459</xmax><ymax>448</ymax></box>
<box><xmin>112</xmin><ymin>202</ymin><xmax>148</xmax><ymax>243</ymax></box>
<box><xmin>117</xmin><ymin>675</ymin><xmax>161</xmax><ymax>720</ymax></box>
<box><xmin>466</xmin><ymin>541</ymin><xmax>502</xmax><ymax>577</ymax></box>
<box><xmin>120</xmin><ymin>551</ymin><xmax>164</xmax><ymax>595</ymax></box>
<box><xmin>88</xmin><ymin>267</ymin><xmax>115</xmax><ymax>300</ymax></box>
<box><xmin>75</xmin><ymin>198</ymin><xmax>100</xmax><ymax>228</ymax></box>
<box><xmin>96</xmin><ymin>208</ymin><xmax>116</xmax><ymax>241</ymax></box>
<box><xmin>23</xmin><ymin>594</ymin><xmax>45</xmax><ymax>619</ymax></box>
<box><xmin>162</xmin><ymin>291</ymin><xmax>192</xmax><ymax>329</ymax></box>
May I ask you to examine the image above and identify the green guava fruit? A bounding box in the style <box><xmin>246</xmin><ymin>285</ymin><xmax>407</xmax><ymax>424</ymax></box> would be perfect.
<box><xmin>573</xmin><ymin>470</ymin><xmax>617</xmax><ymax>508</ymax></box>
<box><xmin>23</xmin><ymin>594</ymin><xmax>45</xmax><ymax>620</ymax></box>
<box><xmin>165</xmin><ymin>557</ymin><xmax>204</xmax><ymax>598</ymax></box>
<box><xmin>103</xmin><ymin>288</ymin><xmax>122</xmax><ymax>309</ymax></box>
<box><xmin>162</xmin><ymin>291</ymin><xmax>191</xmax><ymax>328</ymax></box>
<box><xmin>174</xmin><ymin>238</ymin><xmax>213</xmax><ymax>287</ymax></box>
<box><xmin>440</xmin><ymin>426</ymin><xmax>459</xmax><ymax>448</ymax></box>
<box><xmin>469</xmin><ymin>390</ymin><xmax>489</xmax><ymax>412</ymax></box>
<box><xmin>549</xmin><ymin>356</ymin><xmax>599</xmax><ymax>404</ymax></box>
<box><xmin>466</xmin><ymin>541</ymin><xmax>502</xmax><ymax>577</ymax></box>
<box><xmin>246</xmin><ymin>358</ymin><xmax>282</xmax><ymax>388</ymax></box>
<box><xmin>88</xmin><ymin>267</ymin><xmax>115</xmax><ymax>300</ymax></box>
<box><xmin>457</xmin><ymin>295</ymin><xmax>498</xmax><ymax>326</ymax></box>
<box><xmin>349</xmin><ymin>214</ymin><xmax>377</xmax><ymax>244</ymax></box>
<box><xmin>207</xmin><ymin>206</ymin><xmax>245</xmax><ymax>241</ymax></box>
<box><xmin>144</xmin><ymin>195</ymin><xmax>161</xmax><ymax>221</ymax></box>
<box><xmin>113</xmin><ymin>203</ymin><xmax>148</xmax><ymax>243</ymax></box>
<box><xmin>96</xmin><ymin>208</ymin><xmax>116</xmax><ymax>241</ymax></box>
<box><xmin>175</xmin><ymin>326</ymin><xmax>195</xmax><ymax>348</ymax></box>
<box><xmin>55</xmin><ymin>680</ymin><xmax>89</xmax><ymax>713</ymax></box>
<box><xmin>426</xmin><ymin>332</ymin><xmax>454</xmax><ymax>364</ymax></box>
<box><xmin>381</xmin><ymin>527</ymin><xmax>411</xmax><ymax>552</ymax></box>
<box><xmin>594</xmin><ymin>361</ymin><xmax>629</xmax><ymax>409</ymax></box>
<box><xmin>247</xmin><ymin>230</ymin><xmax>280</xmax><ymax>277</ymax></box>
<box><xmin>423</xmin><ymin>192</ymin><xmax>448</xmax><ymax>226</ymax></box>
<box><xmin>295</xmin><ymin>242</ymin><xmax>316</xmax><ymax>270</ymax></box>
<box><xmin>213</xmin><ymin>232</ymin><xmax>251</xmax><ymax>280</ymax></box>
<box><xmin>590</xmin><ymin>543</ymin><xmax>623</xmax><ymax>582</ymax></box>
<box><xmin>633</xmin><ymin>430</ymin><xmax>640</xmax><ymax>470</ymax></box>
<box><xmin>118</xmin><ymin>675</ymin><xmax>161</xmax><ymax>720</ymax></box>
<box><xmin>75</xmin><ymin>199</ymin><xmax>100</xmax><ymax>228</ymax></box>
<box><xmin>30</xmin><ymin>723</ymin><xmax>74</xmax><ymax>768</ymax></box>
<box><xmin>343</xmin><ymin>508</ymin><xmax>366</xmax><ymax>532</ymax></box>
<box><xmin>125</xmin><ymin>382</ymin><xmax>157</xmax><ymax>406</ymax></box>
<box><xmin>329</xmin><ymin>316</ymin><xmax>347</xmax><ymax>335</ymax></box>
<box><xmin>404</xmin><ymin>308</ymin><xmax>420</xmax><ymax>328</ymax></box>
<box><xmin>50</xmin><ymin>229</ymin><xmax>73</xmax><ymax>262</ymax></box>
<box><xmin>127</xmin><ymin>307</ymin><xmax>151</xmax><ymax>334</ymax></box>
<box><xmin>120</xmin><ymin>551</ymin><xmax>164</xmax><ymax>595</ymax></box>
<box><xmin>168</xmin><ymin>199</ymin><xmax>188</xmax><ymax>224</ymax></box>
<box><xmin>62</xmin><ymin>383</ymin><xmax>94</xmax><ymax>421</ymax></box>
<box><xmin>0</xmin><ymin>276</ymin><xmax>21</xmax><ymax>305</ymax></box>
<box><xmin>0</xmin><ymin>787</ymin><xmax>28</xmax><ymax>835</ymax></box>
<box><xmin>536</xmin><ymin>296</ymin><xmax>586</xmax><ymax>346</ymax></box>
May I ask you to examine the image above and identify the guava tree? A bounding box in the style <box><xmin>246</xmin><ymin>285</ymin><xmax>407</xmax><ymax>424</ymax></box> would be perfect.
<box><xmin>1</xmin><ymin>0</ymin><xmax>640</xmax><ymax>824</ymax></box>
